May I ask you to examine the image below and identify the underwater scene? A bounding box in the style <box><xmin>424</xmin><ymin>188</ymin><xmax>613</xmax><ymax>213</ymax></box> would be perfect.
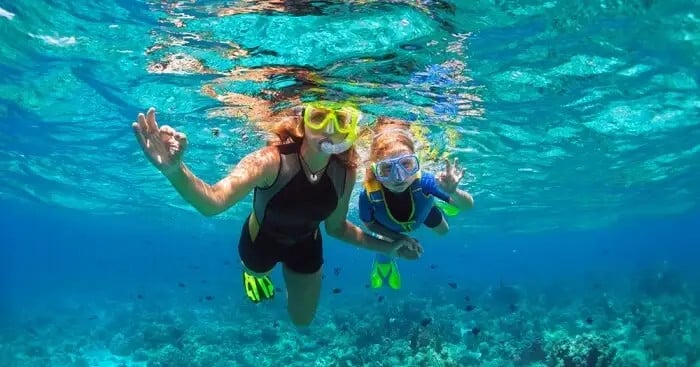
<box><xmin>1</xmin><ymin>0</ymin><xmax>699</xmax><ymax>366</ymax></box>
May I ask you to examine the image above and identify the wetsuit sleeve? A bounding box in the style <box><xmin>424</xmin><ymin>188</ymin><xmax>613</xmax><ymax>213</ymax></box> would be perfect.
<box><xmin>420</xmin><ymin>172</ymin><xmax>451</xmax><ymax>203</ymax></box>
<box><xmin>358</xmin><ymin>189</ymin><xmax>374</xmax><ymax>223</ymax></box>
<box><xmin>424</xmin><ymin>205</ymin><xmax>445</xmax><ymax>228</ymax></box>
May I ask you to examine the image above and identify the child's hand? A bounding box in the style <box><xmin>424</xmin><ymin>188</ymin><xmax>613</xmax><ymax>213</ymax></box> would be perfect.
<box><xmin>436</xmin><ymin>158</ymin><xmax>465</xmax><ymax>194</ymax></box>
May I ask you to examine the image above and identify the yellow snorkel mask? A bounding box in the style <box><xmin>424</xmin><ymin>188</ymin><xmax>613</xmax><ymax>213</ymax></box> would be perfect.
<box><xmin>302</xmin><ymin>101</ymin><xmax>361</xmax><ymax>154</ymax></box>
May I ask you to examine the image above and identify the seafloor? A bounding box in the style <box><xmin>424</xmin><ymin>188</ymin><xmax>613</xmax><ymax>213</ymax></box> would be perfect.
<box><xmin>1</xmin><ymin>264</ymin><xmax>698</xmax><ymax>367</ymax></box>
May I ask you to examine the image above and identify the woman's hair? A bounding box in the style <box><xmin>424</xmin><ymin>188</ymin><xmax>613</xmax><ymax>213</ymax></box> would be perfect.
<box><xmin>364</xmin><ymin>116</ymin><xmax>415</xmax><ymax>185</ymax></box>
<box><xmin>263</xmin><ymin>109</ymin><xmax>360</xmax><ymax>170</ymax></box>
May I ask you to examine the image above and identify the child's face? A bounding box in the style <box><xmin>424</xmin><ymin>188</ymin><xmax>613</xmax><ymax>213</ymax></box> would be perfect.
<box><xmin>374</xmin><ymin>146</ymin><xmax>420</xmax><ymax>193</ymax></box>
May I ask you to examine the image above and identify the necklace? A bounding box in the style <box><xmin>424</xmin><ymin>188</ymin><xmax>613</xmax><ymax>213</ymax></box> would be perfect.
<box><xmin>299</xmin><ymin>154</ymin><xmax>324</xmax><ymax>183</ymax></box>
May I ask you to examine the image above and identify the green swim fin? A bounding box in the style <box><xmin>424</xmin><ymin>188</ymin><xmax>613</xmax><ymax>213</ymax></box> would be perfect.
<box><xmin>436</xmin><ymin>201</ymin><xmax>460</xmax><ymax>216</ymax></box>
<box><xmin>369</xmin><ymin>255</ymin><xmax>402</xmax><ymax>290</ymax></box>
<box><xmin>242</xmin><ymin>270</ymin><xmax>275</xmax><ymax>303</ymax></box>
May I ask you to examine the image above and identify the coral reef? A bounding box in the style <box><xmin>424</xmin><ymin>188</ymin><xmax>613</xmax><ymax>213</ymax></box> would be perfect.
<box><xmin>2</xmin><ymin>275</ymin><xmax>698</xmax><ymax>367</ymax></box>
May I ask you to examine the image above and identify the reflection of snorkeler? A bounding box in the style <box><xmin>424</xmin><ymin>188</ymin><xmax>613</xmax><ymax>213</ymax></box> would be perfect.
<box><xmin>217</xmin><ymin>0</ymin><xmax>325</xmax><ymax>16</ymax></box>
<box><xmin>215</xmin><ymin>0</ymin><xmax>454</xmax><ymax>17</ymax></box>
<box><xmin>146</xmin><ymin>53</ymin><xmax>216</xmax><ymax>74</ymax></box>
<box><xmin>409</xmin><ymin>60</ymin><xmax>485</xmax><ymax>120</ymax></box>
<box><xmin>202</xmin><ymin>66</ymin><xmax>323</xmax><ymax>122</ymax></box>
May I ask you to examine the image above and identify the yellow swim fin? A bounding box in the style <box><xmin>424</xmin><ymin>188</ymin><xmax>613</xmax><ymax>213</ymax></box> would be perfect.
<box><xmin>242</xmin><ymin>270</ymin><xmax>275</xmax><ymax>303</ymax></box>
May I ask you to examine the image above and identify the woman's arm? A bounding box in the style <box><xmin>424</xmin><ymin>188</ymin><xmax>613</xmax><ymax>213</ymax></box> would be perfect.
<box><xmin>325</xmin><ymin>169</ymin><xmax>402</xmax><ymax>255</ymax></box>
<box><xmin>364</xmin><ymin>221</ymin><xmax>406</xmax><ymax>242</ymax></box>
<box><xmin>164</xmin><ymin>147</ymin><xmax>278</xmax><ymax>217</ymax></box>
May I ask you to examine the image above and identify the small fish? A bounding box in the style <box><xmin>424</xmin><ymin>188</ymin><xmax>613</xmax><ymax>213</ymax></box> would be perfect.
<box><xmin>211</xmin><ymin>127</ymin><xmax>221</xmax><ymax>137</ymax></box>
<box><xmin>447</xmin><ymin>282</ymin><xmax>458</xmax><ymax>289</ymax></box>
<box><xmin>465</xmin><ymin>304</ymin><xmax>476</xmax><ymax>312</ymax></box>
<box><xmin>585</xmin><ymin>316</ymin><xmax>593</xmax><ymax>325</ymax></box>
<box><xmin>272</xmin><ymin>320</ymin><xmax>280</xmax><ymax>328</ymax></box>
<box><xmin>364</xmin><ymin>284</ymin><xmax>370</xmax><ymax>288</ymax></box>
<box><xmin>429</xmin><ymin>264</ymin><xmax>438</xmax><ymax>270</ymax></box>
<box><xmin>88</xmin><ymin>315</ymin><xmax>98</xmax><ymax>320</ymax></box>
<box><xmin>400</xmin><ymin>44</ymin><xmax>423</xmax><ymax>51</ymax></box>
<box><xmin>509</xmin><ymin>303</ymin><xmax>517</xmax><ymax>312</ymax></box>
<box><xmin>205</xmin><ymin>295</ymin><xmax>214</xmax><ymax>301</ymax></box>
<box><xmin>332</xmin><ymin>288</ymin><xmax>342</xmax><ymax>294</ymax></box>
<box><xmin>377</xmin><ymin>295</ymin><xmax>384</xmax><ymax>303</ymax></box>
<box><xmin>333</xmin><ymin>267</ymin><xmax>341</xmax><ymax>276</ymax></box>
<box><xmin>178</xmin><ymin>282</ymin><xmax>186</xmax><ymax>288</ymax></box>
<box><xmin>223</xmin><ymin>260</ymin><xmax>231</xmax><ymax>266</ymax></box>
<box><xmin>471</xmin><ymin>327</ymin><xmax>481</xmax><ymax>336</ymax></box>
<box><xmin>23</xmin><ymin>326</ymin><xmax>38</xmax><ymax>337</ymax></box>
<box><xmin>464</xmin><ymin>295</ymin><xmax>471</xmax><ymax>302</ymax></box>
<box><xmin>275</xmin><ymin>287</ymin><xmax>283</xmax><ymax>292</ymax></box>
<box><xmin>420</xmin><ymin>318</ymin><xmax>432</xmax><ymax>327</ymax></box>
<box><xmin>200</xmin><ymin>280</ymin><xmax>208</xmax><ymax>284</ymax></box>
<box><xmin>136</xmin><ymin>294</ymin><xmax>143</xmax><ymax>300</ymax></box>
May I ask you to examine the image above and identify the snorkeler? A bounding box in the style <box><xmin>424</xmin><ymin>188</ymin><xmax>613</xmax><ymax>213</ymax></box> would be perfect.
<box><xmin>359</xmin><ymin>117</ymin><xmax>474</xmax><ymax>290</ymax></box>
<box><xmin>132</xmin><ymin>102</ymin><xmax>422</xmax><ymax>326</ymax></box>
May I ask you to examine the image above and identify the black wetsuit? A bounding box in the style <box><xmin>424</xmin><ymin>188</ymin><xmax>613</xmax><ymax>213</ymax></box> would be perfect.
<box><xmin>238</xmin><ymin>142</ymin><xmax>347</xmax><ymax>274</ymax></box>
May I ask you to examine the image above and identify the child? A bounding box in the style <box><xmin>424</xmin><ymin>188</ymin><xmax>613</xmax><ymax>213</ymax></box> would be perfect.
<box><xmin>359</xmin><ymin>117</ymin><xmax>474</xmax><ymax>289</ymax></box>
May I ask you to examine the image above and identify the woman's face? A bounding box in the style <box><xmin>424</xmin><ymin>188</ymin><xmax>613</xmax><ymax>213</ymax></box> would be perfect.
<box><xmin>374</xmin><ymin>145</ymin><xmax>419</xmax><ymax>193</ymax></box>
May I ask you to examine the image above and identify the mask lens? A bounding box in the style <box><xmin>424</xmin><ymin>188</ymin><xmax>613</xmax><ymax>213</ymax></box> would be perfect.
<box><xmin>334</xmin><ymin>110</ymin><xmax>353</xmax><ymax>132</ymax></box>
<box><xmin>306</xmin><ymin>108</ymin><xmax>330</xmax><ymax>129</ymax></box>
<box><xmin>375</xmin><ymin>162</ymin><xmax>394</xmax><ymax>179</ymax></box>
<box><xmin>399</xmin><ymin>156</ymin><xmax>419</xmax><ymax>175</ymax></box>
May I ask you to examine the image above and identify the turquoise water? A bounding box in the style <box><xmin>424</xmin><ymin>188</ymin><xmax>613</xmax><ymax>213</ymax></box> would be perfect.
<box><xmin>1</xmin><ymin>0</ymin><xmax>699</xmax><ymax>366</ymax></box>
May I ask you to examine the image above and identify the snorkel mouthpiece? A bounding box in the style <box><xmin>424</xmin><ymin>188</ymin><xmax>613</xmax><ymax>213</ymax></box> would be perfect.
<box><xmin>319</xmin><ymin>138</ymin><xmax>353</xmax><ymax>154</ymax></box>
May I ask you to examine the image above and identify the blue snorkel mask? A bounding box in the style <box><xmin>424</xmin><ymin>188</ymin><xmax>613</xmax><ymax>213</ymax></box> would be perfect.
<box><xmin>371</xmin><ymin>154</ymin><xmax>420</xmax><ymax>183</ymax></box>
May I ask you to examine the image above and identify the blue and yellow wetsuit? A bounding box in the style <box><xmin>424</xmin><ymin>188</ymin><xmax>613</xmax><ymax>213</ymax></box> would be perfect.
<box><xmin>359</xmin><ymin>172</ymin><xmax>451</xmax><ymax>289</ymax></box>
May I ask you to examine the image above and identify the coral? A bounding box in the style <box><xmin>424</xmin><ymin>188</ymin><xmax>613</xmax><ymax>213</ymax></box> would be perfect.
<box><xmin>637</xmin><ymin>265</ymin><xmax>685</xmax><ymax>297</ymax></box>
<box><xmin>143</xmin><ymin>323</ymin><xmax>186</xmax><ymax>350</ymax></box>
<box><xmin>147</xmin><ymin>345</ymin><xmax>188</xmax><ymax>367</ymax></box>
<box><xmin>546</xmin><ymin>332</ymin><xmax>616</xmax><ymax>367</ymax></box>
<box><xmin>613</xmin><ymin>349</ymin><xmax>648</xmax><ymax>367</ymax></box>
<box><xmin>108</xmin><ymin>332</ymin><xmax>140</xmax><ymax>356</ymax></box>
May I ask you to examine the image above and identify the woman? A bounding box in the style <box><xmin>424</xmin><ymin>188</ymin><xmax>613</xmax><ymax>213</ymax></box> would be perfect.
<box><xmin>359</xmin><ymin>117</ymin><xmax>473</xmax><ymax>290</ymax></box>
<box><xmin>132</xmin><ymin>102</ymin><xmax>422</xmax><ymax>326</ymax></box>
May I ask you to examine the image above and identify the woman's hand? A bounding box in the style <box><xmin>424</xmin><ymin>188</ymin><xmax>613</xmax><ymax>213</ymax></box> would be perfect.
<box><xmin>391</xmin><ymin>237</ymin><xmax>424</xmax><ymax>260</ymax></box>
<box><xmin>132</xmin><ymin>107</ymin><xmax>188</xmax><ymax>175</ymax></box>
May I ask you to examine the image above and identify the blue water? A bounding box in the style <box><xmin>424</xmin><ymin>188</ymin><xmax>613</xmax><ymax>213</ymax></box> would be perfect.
<box><xmin>1</xmin><ymin>0</ymin><xmax>700</xmax><ymax>366</ymax></box>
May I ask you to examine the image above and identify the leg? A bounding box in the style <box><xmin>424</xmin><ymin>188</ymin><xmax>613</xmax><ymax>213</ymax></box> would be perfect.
<box><xmin>281</xmin><ymin>230</ymin><xmax>324</xmax><ymax>326</ymax></box>
<box><xmin>429</xmin><ymin>217</ymin><xmax>449</xmax><ymax>236</ymax></box>
<box><xmin>238</xmin><ymin>215</ymin><xmax>278</xmax><ymax>302</ymax></box>
<box><xmin>282</xmin><ymin>265</ymin><xmax>322</xmax><ymax>327</ymax></box>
